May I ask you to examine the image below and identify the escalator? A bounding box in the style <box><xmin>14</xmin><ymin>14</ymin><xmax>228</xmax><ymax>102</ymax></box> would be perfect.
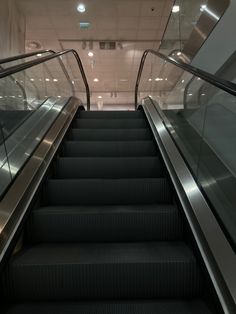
<box><xmin>0</xmin><ymin>49</ymin><xmax>235</xmax><ymax>313</ymax></box>
<box><xmin>1</xmin><ymin>108</ymin><xmax>219</xmax><ymax>313</ymax></box>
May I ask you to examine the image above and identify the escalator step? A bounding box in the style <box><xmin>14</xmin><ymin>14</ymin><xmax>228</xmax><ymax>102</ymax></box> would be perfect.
<box><xmin>79</xmin><ymin>110</ymin><xmax>144</xmax><ymax>119</ymax></box>
<box><xmin>68</xmin><ymin>128</ymin><xmax>152</xmax><ymax>141</ymax></box>
<box><xmin>3</xmin><ymin>242</ymin><xmax>202</xmax><ymax>301</ymax></box>
<box><xmin>62</xmin><ymin>141</ymin><xmax>158</xmax><ymax>157</ymax></box>
<box><xmin>55</xmin><ymin>157</ymin><xmax>163</xmax><ymax>178</ymax></box>
<box><xmin>27</xmin><ymin>205</ymin><xmax>183</xmax><ymax>243</ymax></box>
<box><xmin>46</xmin><ymin>178</ymin><xmax>172</xmax><ymax>205</ymax></box>
<box><xmin>4</xmin><ymin>300</ymin><xmax>213</xmax><ymax>314</ymax></box>
<box><xmin>74</xmin><ymin>119</ymin><xmax>148</xmax><ymax>129</ymax></box>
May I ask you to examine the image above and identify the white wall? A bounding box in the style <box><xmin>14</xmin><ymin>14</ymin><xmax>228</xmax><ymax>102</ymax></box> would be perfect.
<box><xmin>0</xmin><ymin>0</ymin><xmax>25</xmax><ymax>59</ymax></box>
<box><xmin>191</xmin><ymin>0</ymin><xmax>236</xmax><ymax>74</ymax></box>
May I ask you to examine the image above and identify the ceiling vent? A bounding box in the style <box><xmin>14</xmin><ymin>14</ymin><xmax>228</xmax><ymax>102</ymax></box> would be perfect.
<box><xmin>99</xmin><ymin>41</ymin><xmax>116</xmax><ymax>50</ymax></box>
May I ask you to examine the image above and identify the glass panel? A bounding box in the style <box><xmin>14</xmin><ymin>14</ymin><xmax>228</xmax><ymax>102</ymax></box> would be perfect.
<box><xmin>139</xmin><ymin>52</ymin><xmax>236</xmax><ymax>249</ymax></box>
<box><xmin>0</xmin><ymin>51</ymin><xmax>81</xmax><ymax>197</ymax></box>
<box><xmin>159</xmin><ymin>0</ymin><xmax>229</xmax><ymax>61</ymax></box>
<box><xmin>0</xmin><ymin>51</ymin><xmax>53</xmax><ymax>69</ymax></box>
<box><xmin>0</xmin><ymin>122</ymin><xmax>11</xmax><ymax>197</ymax></box>
<box><xmin>59</xmin><ymin>53</ymin><xmax>87</xmax><ymax>104</ymax></box>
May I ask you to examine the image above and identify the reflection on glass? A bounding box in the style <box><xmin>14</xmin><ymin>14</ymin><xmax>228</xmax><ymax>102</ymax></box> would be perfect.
<box><xmin>138</xmin><ymin>51</ymin><xmax>236</xmax><ymax>249</ymax></box>
<box><xmin>0</xmin><ymin>50</ymin><xmax>84</xmax><ymax>197</ymax></box>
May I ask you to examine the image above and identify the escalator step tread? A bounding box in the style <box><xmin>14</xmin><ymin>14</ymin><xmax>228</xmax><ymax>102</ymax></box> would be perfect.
<box><xmin>55</xmin><ymin>157</ymin><xmax>163</xmax><ymax>178</ymax></box>
<box><xmin>74</xmin><ymin>119</ymin><xmax>148</xmax><ymax>129</ymax></box>
<box><xmin>27</xmin><ymin>204</ymin><xmax>183</xmax><ymax>242</ymax></box>
<box><xmin>79</xmin><ymin>110</ymin><xmax>144</xmax><ymax>119</ymax></box>
<box><xmin>4</xmin><ymin>299</ymin><xmax>214</xmax><ymax>314</ymax></box>
<box><xmin>46</xmin><ymin>178</ymin><xmax>172</xmax><ymax>205</ymax></box>
<box><xmin>68</xmin><ymin>128</ymin><xmax>152</xmax><ymax>141</ymax></box>
<box><xmin>3</xmin><ymin>242</ymin><xmax>202</xmax><ymax>300</ymax></box>
<box><xmin>62</xmin><ymin>141</ymin><xmax>158</xmax><ymax>157</ymax></box>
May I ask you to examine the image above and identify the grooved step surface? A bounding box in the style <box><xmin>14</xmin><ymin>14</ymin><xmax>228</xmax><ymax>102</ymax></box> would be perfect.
<box><xmin>63</xmin><ymin>141</ymin><xmax>158</xmax><ymax>157</ymax></box>
<box><xmin>4</xmin><ymin>300</ymin><xmax>213</xmax><ymax>314</ymax></box>
<box><xmin>27</xmin><ymin>205</ymin><xmax>183</xmax><ymax>243</ymax></box>
<box><xmin>3</xmin><ymin>242</ymin><xmax>202</xmax><ymax>301</ymax></box>
<box><xmin>46</xmin><ymin>178</ymin><xmax>172</xmax><ymax>205</ymax></box>
<box><xmin>56</xmin><ymin>157</ymin><xmax>163</xmax><ymax>178</ymax></box>
<box><xmin>79</xmin><ymin>110</ymin><xmax>144</xmax><ymax>119</ymax></box>
<box><xmin>74</xmin><ymin>119</ymin><xmax>148</xmax><ymax>129</ymax></box>
<box><xmin>69</xmin><ymin>128</ymin><xmax>152</xmax><ymax>141</ymax></box>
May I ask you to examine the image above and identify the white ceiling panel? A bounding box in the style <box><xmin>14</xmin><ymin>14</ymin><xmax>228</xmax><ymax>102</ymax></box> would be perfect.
<box><xmin>118</xmin><ymin>17</ymin><xmax>139</xmax><ymax>30</ymax></box>
<box><xmin>18</xmin><ymin>0</ymin><xmax>174</xmax><ymax>106</ymax></box>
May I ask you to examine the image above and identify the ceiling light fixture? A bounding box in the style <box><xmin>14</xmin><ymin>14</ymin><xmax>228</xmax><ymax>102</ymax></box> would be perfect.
<box><xmin>77</xmin><ymin>3</ymin><xmax>86</xmax><ymax>13</ymax></box>
<box><xmin>45</xmin><ymin>78</ymin><xmax>50</xmax><ymax>82</ymax></box>
<box><xmin>177</xmin><ymin>52</ymin><xmax>182</xmax><ymax>56</ymax></box>
<box><xmin>53</xmin><ymin>78</ymin><xmax>58</xmax><ymax>82</ymax></box>
<box><xmin>88</xmin><ymin>51</ymin><xmax>94</xmax><ymax>57</ymax></box>
<box><xmin>148</xmin><ymin>78</ymin><xmax>152</xmax><ymax>82</ymax></box>
<box><xmin>155</xmin><ymin>77</ymin><xmax>163</xmax><ymax>81</ymax></box>
<box><xmin>181</xmin><ymin>79</ymin><xmax>185</xmax><ymax>83</ymax></box>
<box><xmin>94</xmin><ymin>78</ymin><xmax>99</xmax><ymax>82</ymax></box>
<box><xmin>200</xmin><ymin>4</ymin><xmax>207</xmax><ymax>12</ymax></box>
<box><xmin>172</xmin><ymin>5</ymin><xmax>180</xmax><ymax>13</ymax></box>
<box><xmin>98</xmin><ymin>96</ymin><xmax>102</xmax><ymax>99</ymax></box>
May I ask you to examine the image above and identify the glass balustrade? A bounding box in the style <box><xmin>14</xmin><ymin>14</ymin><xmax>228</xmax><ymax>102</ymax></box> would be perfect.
<box><xmin>138</xmin><ymin>51</ymin><xmax>236</xmax><ymax>249</ymax></box>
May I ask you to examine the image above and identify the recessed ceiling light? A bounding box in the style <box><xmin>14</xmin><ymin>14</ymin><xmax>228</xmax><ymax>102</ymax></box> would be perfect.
<box><xmin>30</xmin><ymin>78</ymin><xmax>35</xmax><ymax>81</ymax></box>
<box><xmin>57</xmin><ymin>95</ymin><xmax>61</xmax><ymax>98</ymax></box>
<box><xmin>88</xmin><ymin>52</ymin><xmax>94</xmax><ymax>57</ymax></box>
<box><xmin>45</xmin><ymin>78</ymin><xmax>50</xmax><ymax>82</ymax></box>
<box><xmin>181</xmin><ymin>79</ymin><xmax>185</xmax><ymax>83</ymax></box>
<box><xmin>94</xmin><ymin>78</ymin><xmax>99</xmax><ymax>82</ymax></box>
<box><xmin>53</xmin><ymin>79</ymin><xmax>58</xmax><ymax>82</ymax></box>
<box><xmin>172</xmin><ymin>5</ymin><xmax>180</xmax><ymax>13</ymax></box>
<box><xmin>148</xmin><ymin>78</ymin><xmax>152</xmax><ymax>82</ymax></box>
<box><xmin>165</xmin><ymin>78</ymin><xmax>168</xmax><ymax>81</ymax></box>
<box><xmin>188</xmin><ymin>93</ymin><xmax>193</xmax><ymax>96</ymax></box>
<box><xmin>77</xmin><ymin>3</ymin><xmax>86</xmax><ymax>13</ymax></box>
<box><xmin>177</xmin><ymin>52</ymin><xmax>181</xmax><ymax>56</ymax></box>
<box><xmin>37</xmin><ymin>53</ymin><xmax>42</xmax><ymax>57</ymax></box>
<box><xmin>201</xmin><ymin>93</ymin><xmax>206</xmax><ymax>96</ymax></box>
<box><xmin>98</xmin><ymin>96</ymin><xmax>102</xmax><ymax>99</ymax></box>
<box><xmin>197</xmin><ymin>77</ymin><xmax>201</xmax><ymax>80</ymax></box>
<box><xmin>155</xmin><ymin>77</ymin><xmax>163</xmax><ymax>81</ymax></box>
<box><xmin>200</xmin><ymin>4</ymin><xmax>207</xmax><ymax>12</ymax></box>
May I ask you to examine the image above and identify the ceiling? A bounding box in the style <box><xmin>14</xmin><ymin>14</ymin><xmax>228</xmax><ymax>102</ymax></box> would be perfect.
<box><xmin>17</xmin><ymin>0</ymin><xmax>175</xmax><ymax>108</ymax></box>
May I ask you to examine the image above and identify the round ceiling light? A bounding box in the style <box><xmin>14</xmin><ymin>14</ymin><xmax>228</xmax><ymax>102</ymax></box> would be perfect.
<box><xmin>172</xmin><ymin>5</ymin><xmax>180</xmax><ymax>13</ymax></box>
<box><xmin>77</xmin><ymin>3</ymin><xmax>86</xmax><ymax>13</ymax></box>
<box><xmin>88</xmin><ymin>51</ymin><xmax>94</xmax><ymax>57</ymax></box>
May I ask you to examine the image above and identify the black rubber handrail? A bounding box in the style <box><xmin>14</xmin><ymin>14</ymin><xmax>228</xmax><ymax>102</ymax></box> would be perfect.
<box><xmin>0</xmin><ymin>49</ymin><xmax>90</xmax><ymax>110</ymax></box>
<box><xmin>135</xmin><ymin>49</ymin><xmax>236</xmax><ymax>109</ymax></box>
<box><xmin>0</xmin><ymin>50</ymin><xmax>55</xmax><ymax>65</ymax></box>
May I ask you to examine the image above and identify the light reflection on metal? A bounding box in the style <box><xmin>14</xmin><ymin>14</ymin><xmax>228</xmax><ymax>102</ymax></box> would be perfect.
<box><xmin>201</xmin><ymin>5</ymin><xmax>220</xmax><ymax>21</ymax></box>
<box><xmin>0</xmin><ymin>98</ymin><xmax>80</xmax><ymax>265</ymax></box>
<box><xmin>142</xmin><ymin>98</ymin><xmax>236</xmax><ymax>312</ymax></box>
